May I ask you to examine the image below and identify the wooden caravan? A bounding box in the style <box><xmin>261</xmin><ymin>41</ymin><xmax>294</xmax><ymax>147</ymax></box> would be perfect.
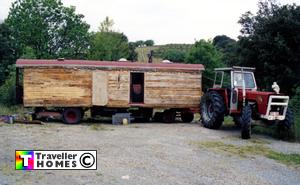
<box><xmin>16</xmin><ymin>59</ymin><xmax>204</xmax><ymax>124</ymax></box>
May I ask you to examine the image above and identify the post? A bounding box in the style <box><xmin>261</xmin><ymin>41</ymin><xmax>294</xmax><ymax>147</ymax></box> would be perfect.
<box><xmin>242</xmin><ymin>68</ymin><xmax>246</xmax><ymax>106</ymax></box>
<box><xmin>147</xmin><ymin>50</ymin><xmax>154</xmax><ymax>63</ymax></box>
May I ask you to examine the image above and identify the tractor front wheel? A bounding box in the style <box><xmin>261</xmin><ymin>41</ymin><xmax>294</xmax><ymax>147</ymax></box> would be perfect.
<box><xmin>200</xmin><ymin>91</ymin><xmax>225</xmax><ymax>129</ymax></box>
<box><xmin>277</xmin><ymin>108</ymin><xmax>294</xmax><ymax>139</ymax></box>
<box><xmin>240</xmin><ymin>105</ymin><xmax>252</xmax><ymax>139</ymax></box>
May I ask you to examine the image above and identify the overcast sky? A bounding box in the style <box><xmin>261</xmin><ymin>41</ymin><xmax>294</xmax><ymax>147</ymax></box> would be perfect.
<box><xmin>0</xmin><ymin>0</ymin><xmax>299</xmax><ymax>44</ymax></box>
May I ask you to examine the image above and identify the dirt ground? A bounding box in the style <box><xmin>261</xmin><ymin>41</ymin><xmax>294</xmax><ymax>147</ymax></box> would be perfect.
<box><xmin>0</xmin><ymin>121</ymin><xmax>300</xmax><ymax>185</ymax></box>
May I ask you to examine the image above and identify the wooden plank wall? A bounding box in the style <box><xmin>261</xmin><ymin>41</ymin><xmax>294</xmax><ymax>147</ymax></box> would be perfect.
<box><xmin>23</xmin><ymin>68</ymin><xmax>92</xmax><ymax>107</ymax></box>
<box><xmin>92</xmin><ymin>71</ymin><xmax>108</xmax><ymax>106</ymax></box>
<box><xmin>106</xmin><ymin>70</ymin><xmax>130</xmax><ymax>107</ymax></box>
<box><xmin>23</xmin><ymin>68</ymin><xmax>202</xmax><ymax>109</ymax></box>
<box><xmin>144</xmin><ymin>72</ymin><xmax>202</xmax><ymax>108</ymax></box>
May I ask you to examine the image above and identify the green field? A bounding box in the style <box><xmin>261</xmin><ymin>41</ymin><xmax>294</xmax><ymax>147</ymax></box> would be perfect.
<box><xmin>135</xmin><ymin>46</ymin><xmax>162</xmax><ymax>63</ymax></box>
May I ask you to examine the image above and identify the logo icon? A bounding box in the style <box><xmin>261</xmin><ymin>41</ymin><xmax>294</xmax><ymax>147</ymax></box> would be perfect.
<box><xmin>80</xmin><ymin>153</ymin><xmax>95</xmax><ymax>168</ymax></box>
<box><xmin>16</xmin><ymin>150</ymin><xmax>34</xmax><ymax>170</ymax></box>
<box><xmin>15</xmin><ymin>150</ymin><xmax>97</xmax><ymax>170</ymax></box>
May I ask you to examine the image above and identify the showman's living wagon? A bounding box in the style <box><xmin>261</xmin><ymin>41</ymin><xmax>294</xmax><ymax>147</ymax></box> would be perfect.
<box><xmin>16</xmin><ymin>59</ymin><xmax>204</xmax><ymax>124</ymax></box>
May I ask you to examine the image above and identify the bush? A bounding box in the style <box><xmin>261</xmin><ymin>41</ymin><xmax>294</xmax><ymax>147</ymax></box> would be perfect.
<box><xmin>290</xmin><ymin>87</ymin><xmax>300</xmax><ymax>141</ymax></box>
<box><xmin>161</xmin><ymin>49</ymin><xmax>186</xmax><ymax>63</ymax></box>
<box><xmin>0</xmin><ymin>65</ymin><xmax>16</xmax><ymax>105</ymax></box>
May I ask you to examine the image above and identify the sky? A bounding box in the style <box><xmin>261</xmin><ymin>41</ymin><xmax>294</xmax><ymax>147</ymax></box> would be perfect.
<box><xmin>0</xmin><ymin>0</ymin><xmax>299</xmax><ymax>44</ymax></box>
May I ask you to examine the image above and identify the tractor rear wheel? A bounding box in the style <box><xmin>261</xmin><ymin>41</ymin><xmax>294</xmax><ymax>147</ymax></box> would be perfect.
<box><xmin>240</xmin><ymin>105</ymin><xmax>252</xmax><ymax>139</ymax></box>
<box><xmin>200</xmin><ymin>91</ymin><xmax>225</xmax><ymax>129</ymax></box>
<box><xmin>62</xmin><ymin>108</ymin><xmax>82</xmax><ymax>124</ymax></box>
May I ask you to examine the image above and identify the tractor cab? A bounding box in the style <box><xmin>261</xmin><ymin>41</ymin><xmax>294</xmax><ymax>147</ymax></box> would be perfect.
<box><xmin>212</xmin><ymin>67</ymin><xmax>257</xmax><ymax>114</ymax></box>
<box><xmin>213</xmin><ymin>67</ymin><xmax>257</xmax><ymax>90</ymax></box>
<box><xmin>200</xmin><ymin>66</ymin><xmax>293</xmax><ymax>139</ymax></box>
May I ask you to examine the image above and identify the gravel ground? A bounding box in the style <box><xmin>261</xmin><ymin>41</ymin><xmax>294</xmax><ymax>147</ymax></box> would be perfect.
<box><xmin>0</xmin><ymin>121</ymin><xmax>300</xmax><ymax>185</ymax></box>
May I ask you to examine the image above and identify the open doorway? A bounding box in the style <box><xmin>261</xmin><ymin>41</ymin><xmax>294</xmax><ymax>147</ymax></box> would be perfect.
<box><xmin>130</xmin><ymin>72</ymin><xmax>144</xmax><ymax>103</ymax></box>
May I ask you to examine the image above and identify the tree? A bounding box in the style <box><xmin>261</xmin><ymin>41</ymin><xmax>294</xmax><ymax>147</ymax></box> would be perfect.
<box><xmin>213</xmin><ymin>35</ymin><xmax>236</xmax><ymax>49</ymax></box>
<box><xmin>185</xmin><ymin>39</ymin><xmax>223</xmax><ymax>90</ymax></box>
<box><xmin>213</xmin><ymin>35</ymin><xmax>238</xmax><ymax>66</ymax></box>
<box><xmin>135</xmin><ymin>40</ymin><xmax>145</xmax><ymax>47</ymax></box>
<box><xmin>6</xmin><ymin>0</ymin><xmax>90</xmax><ymax>59</ymax></box>
<box><xmin>56</xmin><ymin>6</ymin><xmax>90</xmax><ymax>59</ymax></box>
<box><xmin>0</xmin><ymin>22</ymin><xmax>19</xmax><ymax>85</ymax></box>
<box><xmin>237</xmin><ymin>0</ymin><xmax>300</xmax><ymax>94</ymax></box>
<box><xmin>0</xmin><ymin>66</ymin><xmax>16</xmax><ymax>105</ymax></box>
<box><xmin>128</xmin><ymin>42</ymin><xmax>138</xmax><ymax>61</ymax></box>
<box><xmin>89</xmin><ymin>17</ymin><xmax>131</xmax><ymax>61</ymax></box>
<box><xmin>99</xmin><ymin>16</ymin><xmax>114</xmax><ymax>32</ymax></box>
<box><xmin>161</xmin><ymin>49</ymin><xmax>186</xmax><ymax>63</ymax></box>
<box><xmin>89</xmin><ymin>32</ymin><xmax>130</xmax><ymax>61</ymax></box>
<box><xmin>144</xmin><ymin>40</ymin><xmax>154</xmax><ymax>46</ymax></box>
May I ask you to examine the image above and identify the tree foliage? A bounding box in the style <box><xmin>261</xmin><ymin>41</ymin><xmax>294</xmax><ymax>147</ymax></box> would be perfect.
<box><xmin>132</xmin><ymin>40</ymin><xmax>155</xmax><ymax>47</ymax></box>
<box><xmin>237</xmin><ymin>0</ymin><xmax>300</xmax><ymax>94</ymax></box>
<box><xmin>154</xmin><ymin>44</ymin><xmax>192</xmax><ymax>63</ymax></box>
<box><xmin>6</xmin><ymin>0</ymin><xmax>90</xmax><ymax>59</ymax></box>
<box><xmin>88</xmin><ymin>17</ymin><xmax>131</xmax><ymax>61</ymax></box>
<box><xmin>0</xmin><ymin>65</ymin><xmax>16</xmax><ymax>105</ymax></box>
<box><xmin>144</xmin><ymin>40</ymin><xmax>154</xmax><ymax>46</ymax></box>
<box><xmin>99</xmin><ymin>16</ymin><xmax>114</xmax><ymax>32</ymax></box>
<box><xmin>0</xmin><ymin>22</ymin><xmax>19</xmax><ymax>85</ymax></box>
<box><xmin>213</xmin><ymin>35</ymin><xmax>238</xmax><ymax>66</ymax></box>
<box><xmin>161</xmin><ymin>49</ymin><xmax>186</xmax><ymax>63</ymax></box>
<box><xmin>128</xmin><ymin>42</ymin><xmax>138</xmax><ymax>61</ymax></box>
<box><xmin>89</xmin><ymin>31</ymin><xmax>130</xmax><ymax>61</ymax></box>
<box><xmin>186</xmin><ymin>40</ymin><xmax>223</xmax><ymax>90</ymax></box>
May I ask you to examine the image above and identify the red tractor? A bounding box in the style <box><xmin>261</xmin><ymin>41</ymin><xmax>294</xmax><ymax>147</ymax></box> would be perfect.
<box><xmin>200</xmin><ymin>66</ymin><xmax>294</xmax><ymax>139</ymax></box>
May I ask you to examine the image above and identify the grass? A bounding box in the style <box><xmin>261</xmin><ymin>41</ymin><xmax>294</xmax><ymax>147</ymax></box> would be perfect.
<box><xmin>0</xmin><ymin>104</ymin><xmax>25</xmax><ymax>116</ymax></box>
<box><xmin>222</xmin><ymin>116</ymin><xmax>299</xmax><ymax>142</ymax></box>
<box><xmin>89</xmin><ymin>124</ymin><xmax>114</xmax><ymax>131</ymax></box>
<box><xmin>192</xmin><ymin>140</ymin><xmax>300</xmax><ymax>166</ymax></box>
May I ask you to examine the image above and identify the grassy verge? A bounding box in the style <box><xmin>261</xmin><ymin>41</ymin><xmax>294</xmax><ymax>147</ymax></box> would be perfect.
<box><xmin>0</xmin><ymin>104</ymin><xmax>25</xmax><ymax>116</ymax></box>
<box><xmin>192</xmin><ymin>141</ymin><xmax>300</xmax><ymax>166</ymax></box>
<box><xmin>222</xmin><ymin>115</ymin><xmax>299</xmax><ymax>142</ymax></box>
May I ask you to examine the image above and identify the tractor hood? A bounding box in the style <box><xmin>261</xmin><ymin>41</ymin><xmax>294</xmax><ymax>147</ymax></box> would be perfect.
<box><xmin>245</xmin><ymin>90</ymin><xmax>287</xmax><ymax>115</ymax></box>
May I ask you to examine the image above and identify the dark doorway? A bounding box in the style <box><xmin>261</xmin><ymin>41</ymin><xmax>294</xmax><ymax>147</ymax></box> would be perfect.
<box><xmin>130</xmin><ymin>73</ymin><xmax>144</xmax><ymax>103</ymax></box>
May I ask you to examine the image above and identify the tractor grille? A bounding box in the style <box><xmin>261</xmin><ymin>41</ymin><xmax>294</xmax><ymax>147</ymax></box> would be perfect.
<box><xmin>270</xmin><ymin>98</ymin><xmax>287</xmax><ymax>114</ymax></box>
<box><xmin>262</xmin><ymin>95</ymin><xmax>289</xmax><ymax>120</ymax></box>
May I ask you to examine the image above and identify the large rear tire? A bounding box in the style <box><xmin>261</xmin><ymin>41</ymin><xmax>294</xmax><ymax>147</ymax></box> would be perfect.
<box><xmin>62</xmin><ymin>108</ymin><xmax>82</xmax><ymax>124</ymax></box>
<box><xmin>200</xmin><ymin>91</ymin><xmax>225</xmax><ymax>129</ymax></box>
<box><xmin>240</xmin><ymin>105</ymin><xmax>252</xmax><ymax>139</ymax></box>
